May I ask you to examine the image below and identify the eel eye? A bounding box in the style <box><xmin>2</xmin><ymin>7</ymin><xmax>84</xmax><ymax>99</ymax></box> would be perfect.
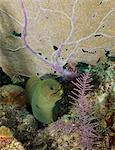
<box><xmin>49</xmin><ymin>86</ymin><xmax>54</xmax><ymax>90</ymax></box>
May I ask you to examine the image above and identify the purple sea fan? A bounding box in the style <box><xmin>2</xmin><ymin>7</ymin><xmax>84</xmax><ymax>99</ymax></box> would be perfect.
<box><xmin>69</xmin><ymin>73</ymin><xmax>98</xmax><ymax>150</ymax></box>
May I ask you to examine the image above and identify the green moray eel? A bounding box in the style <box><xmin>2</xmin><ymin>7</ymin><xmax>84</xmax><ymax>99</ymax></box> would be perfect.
<box><xmin>26</xmin><ymin>76</ymin><xmax>63</xmax><ymax>124</ymax></box>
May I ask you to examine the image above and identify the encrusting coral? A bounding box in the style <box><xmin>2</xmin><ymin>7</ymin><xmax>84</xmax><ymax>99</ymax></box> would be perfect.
<box><xmin>0</xmin><ymin>84</ymin><xmax>26</xmax><ymax>108</ymax></box>
<box><xmin>0</xmin><ymin>126</ymin><xmax>24</xmax><ymax>150</ymax></box>
<box><xmin>0</xmin><ymin>103</ymin><xmax>40</xmax><ymax>150</ymax></box>
<box><xmin>47</xmin><ymin>116</ymin><xmax>82</xmax><ymax>150</ymax></box>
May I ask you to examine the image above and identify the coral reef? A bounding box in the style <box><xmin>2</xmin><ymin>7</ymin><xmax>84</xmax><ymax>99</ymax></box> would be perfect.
<box><xmin>47</xmin><ymin>116</ymin><xmax>82</xmax><ymax>150</ymax></box>
<box><xmin>0</xmin><ymin>0</ymin><xmax>115</xmax><ymax>77</ymax></box>
<box><xmin>0</xmin><ymin>58</ymin><xmax>114</xmax><ymax>149</ymax></box>
<box><xmin>0</xmin><ymin>0</ymin><xmax>114</xmax><ymax>148</ymax></box>
<box><xmin>1</xmin><ymin>138</ymin><xmax>24</xmax><ymax>150</ymax></box>
<box><xmin>0</xmin><ymin>104</ymin><xmax>38</xmax><ymax>149</ymax></box>
<box><xmin>46</xmin><ymin>59</ymin><xmax>115</xmax><ymax>150</ymax></box>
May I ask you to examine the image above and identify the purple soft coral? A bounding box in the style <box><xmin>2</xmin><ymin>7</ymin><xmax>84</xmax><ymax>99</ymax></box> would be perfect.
<box><xmin>69</xmin><ymin>73</ymin><xmax>98</xmax><ymax>150</ymax></box>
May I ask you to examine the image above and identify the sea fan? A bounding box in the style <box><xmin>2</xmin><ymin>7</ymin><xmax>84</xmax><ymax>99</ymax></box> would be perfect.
<box><xmin>69</xmin><ymin>73</ymin><xmax>98</xmax><ymax>150</ymax></box>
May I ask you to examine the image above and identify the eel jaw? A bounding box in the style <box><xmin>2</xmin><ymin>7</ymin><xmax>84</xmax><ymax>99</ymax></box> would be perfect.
<box><xmin>51</xmin><ymin>88</ymin><xmax>63</xmax><ymax>98</ymax></box>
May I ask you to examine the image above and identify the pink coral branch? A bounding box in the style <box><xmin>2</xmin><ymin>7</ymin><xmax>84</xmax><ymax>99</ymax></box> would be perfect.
<box><xmin>69</xmin><ymin>73</ymin><xmax>98</xmax><ymax>150</ymax></box>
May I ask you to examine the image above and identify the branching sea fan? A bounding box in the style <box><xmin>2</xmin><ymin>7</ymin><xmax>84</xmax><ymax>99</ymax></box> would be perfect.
<box><xmin>69</xmin><ymin>73</ymin><xmax>98</xmax><ymax>150</ymax></box>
